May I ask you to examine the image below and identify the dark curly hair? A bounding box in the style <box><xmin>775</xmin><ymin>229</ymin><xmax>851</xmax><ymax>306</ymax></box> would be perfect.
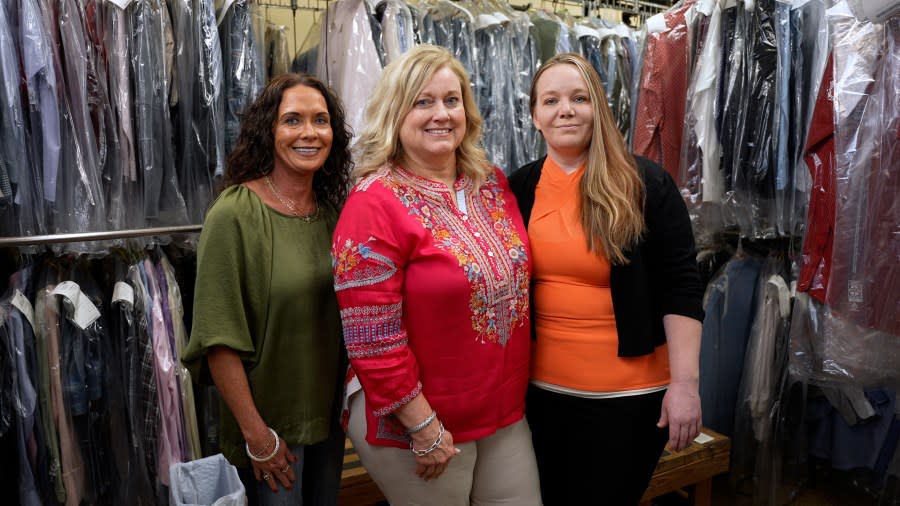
<box><xmin>224</xmin><ymin>73</ymin><xmax>353</xmax><ymax>210</ymax></box>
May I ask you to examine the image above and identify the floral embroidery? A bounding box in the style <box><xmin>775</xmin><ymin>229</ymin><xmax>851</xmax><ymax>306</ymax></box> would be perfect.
<box><xmin>333</xmin><ymin>237</ymin><xmax>397</xmax><ymax>292</ymax></box>
<box><xmin>384</xmin><ymin>167</ymin><xmax>530</xmax><ymax>345</ymax></box>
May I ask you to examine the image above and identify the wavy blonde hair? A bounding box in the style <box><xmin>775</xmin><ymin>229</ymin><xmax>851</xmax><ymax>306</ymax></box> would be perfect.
<box><xmin>353</xmin><ymin>45</ymin><xmax>491</xmax><ymax>187</ymax></box>
<box><xmin>530</xmin><ymin>53</ymin><xmax>645</xmax><ymax>265</ymax></box>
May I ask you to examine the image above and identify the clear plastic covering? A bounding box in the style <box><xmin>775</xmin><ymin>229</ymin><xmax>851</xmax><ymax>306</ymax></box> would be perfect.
<box><xmin>632</xmin><ymin>1</ymin><xmax>693</xmax><ymax>180</ymax></box>
<box><xmin>291</xmin><ymin>13</ymin><xmax>321</xmax><ymax>75</ymax></box>
<box><xmin>378</xmin><ymin>0</ymin><xmax>416</xmax><ymax>65</ymax></box>
<box><xmin>219</xmin><ymin>0</ymin><xmax>265</xmax><ymax>157</ymax></box>
<box><xmin>0</xmin><ymin>4</ymin><xmax>38</xmax><ymax>244</ymax></box>
<box><xmin>728</xmin><ymin>0</ymin><xmax>779</xmax><ymax>239</ymax></box>
<box><xmin>789</xmin><ymin>293</ymin><xmax>900</xmax><ymax>388</ymax></box>
<box><xmin>132</xmin><ymin>0</ymin><xmax>188</xmax><ymax>228</ymax></box>
<box><xmin>170</xmin><ymin>0</ymin><xmax>224</xmax><ymax>229</ymax></box>
<box><xmin>826</xmin><ymin>5</ymin><xmax>900</xmax><ymax>337</ymax></box>
<box><xmin>786</xmin><ymin>0</ymin><xmax>828</xmax><ymax>239</ymax></box>
<box><xmin>731</xmin><ymin>259</ymin><xmax>807</xmax><ymax>505</ymax></box>
<box><xmin>679</xmin><ymin>0</ymin><xmax>724</xmax><ymax>247</ymax></box>
<box><xmin>318</xmin><ymin>0</ymin><xmax>383</xmax><ymax>140</ymax></box>
<box><xmin>56</xmin><ymin>0</ymin><xmax>109</xmax><ymax>254</ymax></box>
<box><xmin>265</xmin><ymin>23</ymin><xmax>291</xmax><ymax>79</ymax></box>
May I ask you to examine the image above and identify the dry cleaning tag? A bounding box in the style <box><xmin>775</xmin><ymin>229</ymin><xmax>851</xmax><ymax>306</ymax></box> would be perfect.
<box><xmin>112</xmin><ymin>281</ymin><xmax>135</xmax><ymax>308</ymax></box>
<box><xmin>51</xmin><ymin>281</ymin><xmax>101</xmax><ymax>330</ymax></box>
<box><xmin>11</xmin><ymin>289</ymin><xmax>36</xmax><ymax>335</ymax></box>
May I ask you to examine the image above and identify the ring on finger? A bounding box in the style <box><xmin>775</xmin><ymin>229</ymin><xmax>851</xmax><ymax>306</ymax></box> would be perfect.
<box><xmin>263</xmin><ymin>473</ymin><xmax>272</xmax><ymax>481</ymax></box>
<box><xmin>280</xmin><ymin>464</ymin><xmax>290</xmax><ymax>474</ymax></box>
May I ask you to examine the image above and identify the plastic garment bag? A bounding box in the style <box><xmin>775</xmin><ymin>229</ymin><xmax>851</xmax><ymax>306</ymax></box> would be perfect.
<box><xmin>56</xmin><ymin>0</ymin><xmax>110</xmax><ymax>252</ymax></box>
<box><xmin>632</xmin><ymin>1</ymin><xmax>694</xmax><ymax>180</ymax></box>
<box><xmin>731</xmin><ymin>261</ymin><xmax>799</xmax><ymax>506</ymax></box>
<box><xmin>0</xmin><ymin>5</ymin><xmax>40</xmax><ymax>240</ymax></box>
<box><xmin>827</xmin><ymin>5</ymin><xmax>900</xmax><ymax>337</ymax></box>
<box><xmin>265</xmin><ymin>23</ymin><xmax>291</xmax><ymax>79</ymax></box>
<box><xmin>132</xmin><ymin>0</ymin><xmax>189</xmax><ymax>227</ymax></box>
<box><xmin>474</xmin><ymin>19</ymin><xmax>518</xmax><ymax>171</ymax></box>
<box><xmin>378</xmin><ymin>0</ymin><xmax>416</xmax><ymax>65</ymax></box>
<box><xmin>789</xmin><ymin>292</ymin><xmax>900</xmax><ymax>388</ymax></box>
<box><xmin>14</xmin><ymin>0</ymin><xmax>57</xmax><ymax>240</ymax></box>
<box><xmin>103</xmin><ymin>2</ymin><xmax>149</xmax><ymax>247</ymax></box>
<box><xmin>679</xmin><ymin>0</ymin><xmax>723</xmax><ymax>247</ymax></box>
<box><xmin>318</xmin><ymin>0</ymin><xmax>383</xmax><ymax>142</ymax></box>
<box><xmin>169</xmin><ymin>454</ymin><xmax>245</xmax><ymax>506</ymax></box>
<box><xmin>171</xmin><ymin>0</ymin><xmax>224</xmax><ymax>227</ymax></box>
<box><xmin>509</xmin><ymin>12</ymin><xmax>541</xmax><ymax>171</ymax></box>
<box><xmin>786</xmin><ymin>0</ymin><xmax>828</xmax><ymax>239</ymax></box>
<box><xmin>427</xmin><ymin>0</ymin><xmax>479</xmax><ymax>96</ymax></box>
<box><xmin>699</xmin><ymin>254</ymin><xmax>764</xmax><ymax>437</ymax></box>
<box><xmin>291</xmin><ymin>14</ymin><xmax>321</xmax><ymax>75</ymax></box>
<box><xmin>1</xmin><ymin>268</ymin><xmax>43</xmax><ymax>506</ymax></box>
<box><xmin>729</xmin><ymin>0</ymin><xmax>779</xmax><ymax>239</ymax></box>
<box><xmin>219</xmin><ymin>0</ymin><xmax>265</xmax><ymax>157</ymax></box>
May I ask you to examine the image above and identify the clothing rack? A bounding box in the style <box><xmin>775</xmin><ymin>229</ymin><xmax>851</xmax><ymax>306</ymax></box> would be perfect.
<box><xmin>256</xmin><ymin>0</ymin><xmax>329</xmax><ymax>10</ymax></box>
<box><xmin>0</xmin><ymin>225</ymin><xmax>203</xmax><ymax>247</ymax></box>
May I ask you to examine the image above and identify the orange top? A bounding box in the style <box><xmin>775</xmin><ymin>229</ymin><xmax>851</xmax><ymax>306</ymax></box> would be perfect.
<box><xmin>529</xmin><ymin>157</ymin><xmax>670</xmax><ymax>392</ymax></box>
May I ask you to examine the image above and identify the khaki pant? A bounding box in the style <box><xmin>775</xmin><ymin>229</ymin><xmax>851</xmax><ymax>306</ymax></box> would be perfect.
<box><xmin>348</xmin><ymin>393</ymin><xmax>542</xmax><ymax>506</ymax></box>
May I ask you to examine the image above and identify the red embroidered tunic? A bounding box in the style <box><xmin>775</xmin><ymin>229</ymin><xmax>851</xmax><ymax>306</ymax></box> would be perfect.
<box><xmin>333</xmin><ymin>164</ymin><xmax>532</xmax><ymax>448</ymax></box>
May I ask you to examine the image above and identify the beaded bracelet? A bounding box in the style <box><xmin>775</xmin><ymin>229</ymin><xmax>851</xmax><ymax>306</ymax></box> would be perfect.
<box><xmin>246</xmin><ymin>427</ymin><xmax>280</xmax><ymax>462</ymax></box>
<box><xmin>406</xmin><ymin>410</ymin><xmax>437</xmax><ymax>434</ymax></box>
<box><xmin>410</xmin><ymin>423</ymin><xmax>445</xmax><ymax>457</ymax></box>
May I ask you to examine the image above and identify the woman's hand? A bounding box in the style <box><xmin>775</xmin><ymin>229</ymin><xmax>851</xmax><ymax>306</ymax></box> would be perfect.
<box><xmin>410</xmin><ymin>420</ymin><xmax>460</xmax><ymax>481</ymax></box>
<box><xmin>248</xmin><ymin>432</ymin><xmax>297</xmax><ymax>493</ymax></box>
<box><xmin>657</xmin><ymin>379</ymin><xmax>701</xmax><ymax>452</ymax></box>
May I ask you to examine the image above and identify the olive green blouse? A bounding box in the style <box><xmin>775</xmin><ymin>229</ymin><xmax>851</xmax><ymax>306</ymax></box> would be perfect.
<box><xmin>182</xmin><ymin>184</ymin><xmax>342</xmax><ymax>467</ymax></box>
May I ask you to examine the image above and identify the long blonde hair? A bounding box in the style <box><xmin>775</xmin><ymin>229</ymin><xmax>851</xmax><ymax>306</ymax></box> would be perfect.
<box><xmin>530</xmin><ymin>53</ymin><xmax>645</xmax><ymax>264</ymax></box>
<box><xmin>353</xmin><ymin>45</ymin><xmax>491</xmax><ymax>187</ymax></box>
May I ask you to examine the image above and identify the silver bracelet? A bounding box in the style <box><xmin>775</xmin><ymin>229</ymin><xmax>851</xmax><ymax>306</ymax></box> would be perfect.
<box><xmin>246</xmin><ymin>427</ymin><xmax>280</xmax><ymax>462</ymax></box>
<box><xmin>406</xmin><ymin>410</ymin><xmax>437</xmax><ymax>434</ymax></box>
<box><xmin>410</xmin><ymin>423</ymin><xmax>445</xmax><ymax>457</ymax></box>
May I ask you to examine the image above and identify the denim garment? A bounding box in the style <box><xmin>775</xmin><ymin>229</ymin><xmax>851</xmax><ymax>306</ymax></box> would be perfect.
<box><xmin>220</xmin><ymin>0</ymin><xmax>264</xmax><ymax>158</ymax></box>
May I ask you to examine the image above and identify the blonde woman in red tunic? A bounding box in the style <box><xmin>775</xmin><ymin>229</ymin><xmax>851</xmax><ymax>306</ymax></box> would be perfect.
<box><xmin>332</xmin><ymin>45</ymin><xmax>541</xmax><ymax>505</ymax></box>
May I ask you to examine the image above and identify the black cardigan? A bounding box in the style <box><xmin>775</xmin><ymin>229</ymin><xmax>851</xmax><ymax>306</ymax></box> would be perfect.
<box><xmin>508</xmin><ymin>155</ymin><xmax>705</xmax><ymax>357</ymax></box>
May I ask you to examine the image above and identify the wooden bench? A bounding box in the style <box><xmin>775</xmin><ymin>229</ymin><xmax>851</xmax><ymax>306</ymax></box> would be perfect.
<box><xmin>338</xmin><ymin>428</ymin><xmax>730</xmax><ymax>506</ymax></box>
<box><xmin>639</xmin><ymin>428</ymin><xmax>731</xmax><ymax>506</ymax></box>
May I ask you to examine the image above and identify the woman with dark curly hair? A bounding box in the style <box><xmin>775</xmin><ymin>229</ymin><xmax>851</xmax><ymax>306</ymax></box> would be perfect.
<box><xmin>183</xmin><ymin>73</ymin><xmax>352</xmax><ymax>505</ymax></box>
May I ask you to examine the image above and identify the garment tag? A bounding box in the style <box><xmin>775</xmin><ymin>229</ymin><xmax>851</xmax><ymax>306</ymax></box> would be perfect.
<box><xmin>51</xmin><ymin>281</ymin><xmax>101</xmax><ymax>330</ymax></box>
<box><xmin>11</xmin><ymin>289</ymin><xmax>36</xmax><ymax>335</ymax></box>
<box><xmin>646</xmin><ymin>13</ymin><xmax>668</xmax><ymax>34</ymax></box>
<box><xmin>112</xmin><ymin>281</ymin><xmax>135</xmax><ymax>307</ymax></box>
<box><xmin>694</xmin><ymin>432</ymin><xmax>714</xmax><ymax>444</ymax></box>
<box><xmin>106</xmin><ymin>0</ymin><xmax>134</xmax><ymax>9</ymax></box>
<box><xmin>790</xmin><ymin>280</ymin><xmax>798</xmax><ymax>298</ymax></box>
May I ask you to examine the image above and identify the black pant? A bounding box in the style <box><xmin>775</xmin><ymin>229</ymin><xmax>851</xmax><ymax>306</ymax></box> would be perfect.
<box><xmin>526</xmin><ymin>385</ymin><xmax>668</xmax><ymax>506</ymax></box>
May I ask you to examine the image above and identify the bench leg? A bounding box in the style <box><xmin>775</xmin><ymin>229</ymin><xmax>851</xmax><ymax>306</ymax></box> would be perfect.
<box><xmin>688</xmin><ymin>478</ymin><xmax>712</xmax><ymax>506</ymax></box>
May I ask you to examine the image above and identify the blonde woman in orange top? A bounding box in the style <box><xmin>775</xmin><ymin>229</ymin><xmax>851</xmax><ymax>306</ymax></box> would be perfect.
<box><xmin>509</xmin><ymin>53</ymin><xmax>705</xmax><ymax>505</ymax></box>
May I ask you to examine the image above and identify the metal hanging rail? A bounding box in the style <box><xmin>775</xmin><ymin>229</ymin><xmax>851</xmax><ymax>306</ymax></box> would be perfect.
<box><xmin>256</xmin><ymin>0</ymin><xmax>328</xmax><ymax>10</ymax></box>
<box><xmin>0</xmin><ymin>225</ymin><xmax>203</xmax><ymax>247</ymax></box>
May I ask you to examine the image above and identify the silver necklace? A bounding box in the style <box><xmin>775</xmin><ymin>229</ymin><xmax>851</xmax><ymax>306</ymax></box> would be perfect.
<box><xmin>265</xmin><ymin>175</ymin><xmax>319</xmax><ymax>222</ymax></box>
